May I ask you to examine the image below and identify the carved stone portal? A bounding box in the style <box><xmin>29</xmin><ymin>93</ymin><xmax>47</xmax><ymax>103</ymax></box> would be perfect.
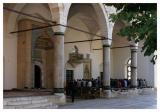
<box><xmin>83</xmin><ymin>62</ymin><xmax>91</xmax><ymax>79</ymax></box>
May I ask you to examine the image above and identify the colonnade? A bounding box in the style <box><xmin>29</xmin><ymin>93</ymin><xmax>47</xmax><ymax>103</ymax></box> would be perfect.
<box><xmin>52</xmin><ymin>32</ymin><xmax>138</xmax><ymax>98</ymax></box>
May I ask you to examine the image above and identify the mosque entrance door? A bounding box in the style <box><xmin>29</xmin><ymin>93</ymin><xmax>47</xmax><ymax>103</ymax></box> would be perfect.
<box><xmin>34</xmin><ymin>65</ymin><xmax>42</xmax><ymax>88</ymax></box>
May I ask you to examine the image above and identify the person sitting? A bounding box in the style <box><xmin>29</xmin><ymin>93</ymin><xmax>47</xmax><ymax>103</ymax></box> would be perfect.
<box><xmin>77</xmin><ymin>79</ymin><xmax>81</xmax><ymax>88</ymax></box>
<box><xmin>83</xmin><ymin>79</ymin><xmax>86</xmax><ymax>87</ymax></box>
<box><xmin>92</xmin><ymin>78</ymin><xmax>95</xmax><ymax>87</ymax></box>
<box><xmin>137</xmin><ymin>79</ymin><xmax>140</xmax><ymax>88</ymax></box>
<box><xmin>81</xmin><ymin>79</ymin><xmax>84</xmax><ymax>87</ymax></box>
<box><xmin>117</xmin><ymin>79</ymin><xmax>122</xmax><ymax>89</ymax></box>
<box><xmin>88</xmin><ymin>80</ymin><xmax>92</xmax><ymax>87</ymax></box>
<box><xmin>140</xmin><ymin>79</ymin><xmax>143</xmax><ymax>88</ymax></box>
<box><xmin>144</xmin><ymin>79</ymin><xmax>148</xmax><ymax>88</ymax></box>
<box><xmin>142</xmin><ymin>79</ymin><xmax>147</xmax><ymax>88</ymax></box>
<box><xmin>124</xmin><ymin>79</ymin><xmax>128</xmax><ymax>89</ymax></box>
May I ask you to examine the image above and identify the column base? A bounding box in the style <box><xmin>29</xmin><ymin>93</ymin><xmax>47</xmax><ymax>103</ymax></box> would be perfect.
<box><xmin>102</xmin><ymin>90</ymin><xmax>111</xmax><ymax>98</ymax></box>
<box><xmin>53</xmin><ymin>88</ymin><xmax>64</xmax><ymax>94</ymax></box>
<box><xmin>52</xmin><ymin>88</ymin><xmax>66</xmax><ymax>104</ymax></box>
<box><xmin>130</xmin><ymin>85</ymin><xmax>137</xmax><ymax>88</ymax></box>
<box><xmin>53</xmin><ymin>93</ymin><xmax>66</xmax><ymax>105</ymax></box>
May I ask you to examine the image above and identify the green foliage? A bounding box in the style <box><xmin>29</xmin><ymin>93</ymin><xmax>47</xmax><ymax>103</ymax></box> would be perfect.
<box><xmin>105</xmin><ymin>3</ymin><xmax>157</xmax><ymax>64</ymax></box>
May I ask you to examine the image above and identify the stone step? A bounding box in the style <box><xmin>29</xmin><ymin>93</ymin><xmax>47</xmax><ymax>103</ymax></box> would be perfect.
<box><xmin>4</xmin><ymin>102</ymin><xmax>56</xmax><ymax>109</ymax></box>
<box><xmin>4</xmin><ymin>96</ymin><xmax>48</xmax><ymax>102</ymax></box>
<box><xmin>4</xmin><ymin>96</ymin><xmax>48</xmax><ymax>106</ymax></box>
<box><xmin>6</xmin><ymin>98</ymin><xmax>48</xmax><ymax>106</ymax></box>
<box><xmin>4</xmin><ymin>95</ymin><xmax>59</xmax><ymax>109</ymax></box>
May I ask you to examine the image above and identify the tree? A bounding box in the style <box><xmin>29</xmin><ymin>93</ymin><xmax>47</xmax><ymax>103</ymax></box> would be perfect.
<box><xmin>105</xmin><ymin>3</ymin><xmax>157</xmax><ymax>64</ymax></box>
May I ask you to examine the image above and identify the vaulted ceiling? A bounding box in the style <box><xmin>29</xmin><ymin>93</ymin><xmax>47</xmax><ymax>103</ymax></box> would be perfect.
<box><xmin>67</xmin><ymin>4</ymin><xmax>100</xmax><ymax>35</ymax></box>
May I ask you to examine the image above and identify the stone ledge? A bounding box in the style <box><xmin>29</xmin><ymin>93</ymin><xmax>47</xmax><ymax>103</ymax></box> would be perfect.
<box><xmin>3</xmin><ymin>95</ymin><xmax>63</xmax><ymax>109</ymax></box>
<box><xmin>110</xmin><ymin>88</ymin><xmax>156</xmax><ymax>98</ymax></box>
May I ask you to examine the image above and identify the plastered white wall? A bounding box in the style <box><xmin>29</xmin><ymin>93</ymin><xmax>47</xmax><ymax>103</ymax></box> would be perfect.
<box><xmin>137</xmin><ymin>42</ymin><xmax>155</xmax><ymax>87</ymax></box>
<box><xmin>111</xmin><ymin>39</ymin><xmax>156</xmax><ymax>87</ymax></box>
<box><xmin>111</xmin><ymin>48</ymin><xmax>130</xmax><ymax>79</ymax></box>
<box><xmin>65</xmin><ymin>17</ymin><xmax>103</xmax><ymax>79</ymax></box>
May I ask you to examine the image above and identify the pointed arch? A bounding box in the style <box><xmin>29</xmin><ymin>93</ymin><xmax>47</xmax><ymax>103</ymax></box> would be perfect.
<box><xmin>65</xmin><ymin>3</ymin><xmax>108</xmax><ymax>37</ymax></box>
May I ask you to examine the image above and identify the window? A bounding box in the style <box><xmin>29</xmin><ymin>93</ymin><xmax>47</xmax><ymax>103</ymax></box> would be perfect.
<box><xmin>66</xmin><ymin>70</ymin><xmax>74</xmax><ymax>83</ymax></box>
<box><xmin>127</xmin><ymin>59</ymin><xmax>131</xmax><ymax>80</ymax></box>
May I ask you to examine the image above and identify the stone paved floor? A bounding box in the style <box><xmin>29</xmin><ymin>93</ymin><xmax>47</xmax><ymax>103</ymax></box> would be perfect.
<box><xmin>58</xmin><ymin>93</ymin><xmax>157</xmax><ymax>109</ymax></box>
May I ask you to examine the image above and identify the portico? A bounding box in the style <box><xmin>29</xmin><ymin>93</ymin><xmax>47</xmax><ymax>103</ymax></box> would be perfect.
<box><xmin>3</xmin><ymin>3</ymin><xmax>156</xmax><ymax>108</ymax></box>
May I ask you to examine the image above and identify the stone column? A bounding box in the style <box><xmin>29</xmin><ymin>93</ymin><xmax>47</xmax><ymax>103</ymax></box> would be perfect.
<box><xmin>41</xmin><ymin>50</ymin><xmax>46</xmax><ymax>88</ymax></box>
<box><xmin>52</xmin><ymin>32</ymin><xmax>65</xmax><ymax>94</ymax></box>
<box><xmin>130</xmin><ymin>43</ymin><xmax>138</xmax><ymax>88</ymax></box>
<box><xmin>17</xmin><ymin>19</ymin><xmax>32</xmax><ymax>89</ymax></box>
<box><xmin>103</xmin><ymin>44</ymin><xmax>111</xmax><ymax>98</ymax></box>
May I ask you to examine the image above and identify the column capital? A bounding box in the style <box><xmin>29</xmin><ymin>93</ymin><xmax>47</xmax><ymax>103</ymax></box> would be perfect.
<box><xmin>54</xmin><ymin>32</ymin><xmax>65</xmax><ymax>36</ymax></box>
<box><xmin>131</xmin><ymin>66</ymin><xmax>137</xmax><ymax>69</ymax></box>
<box><xmin>103</xmin><ymin>44</ymin><xmax>111</xmax><ymax>47</ymax></box>
<box><xmin>130</xmin><ymin>41</ymin><xmax>139</xmax><ymax>50</ymax></box>
<box><xmin>52</xmin><ymin>23</ymin><xmax>66</xmax><ymax>33</ymax></box>
<box><xmin>131</xmin><ymin>48</ymin><xmax>138</xmax><ymax>52</ymax></box>
<box><xmin>102</xmin><ymin>39</ymin><xmax>112</xmax><ymax>47</ymax></box>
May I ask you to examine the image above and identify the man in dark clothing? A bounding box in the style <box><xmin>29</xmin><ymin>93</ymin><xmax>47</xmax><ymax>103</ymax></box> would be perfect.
<box><xmin>70</xmin><ymin>80</ymin><xmax>76</xmax><ymax>102</ymax></box>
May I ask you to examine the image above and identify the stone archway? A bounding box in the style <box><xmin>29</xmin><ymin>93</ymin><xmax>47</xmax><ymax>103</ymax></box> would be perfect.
<box><xmin>33</xmin><ymin>61</ymin><xmax>44</xmax><ymax>88</ymax></box>
<box><xmin>111</xmin><ymin>20</ymin><xmax>130</xmax><ymax>79</ymax></box>
<box><xmin>4</xmin><ymin>3</ymin><xmax>54</xmax><ymax>89</ymax></box>
<box><xmin>64</xmin><ymin>4</ymin><xmax>117</xmax><ymax>98</ymax></box>
<box><xmin>64</xmin><ymin>3</ymin><xmax>109</xmax><ymax>80</ymax></box>
<box><xmin>66</xmin><ymin>3</ymin><xmax>108</xmax><ymax>37</ymax></box>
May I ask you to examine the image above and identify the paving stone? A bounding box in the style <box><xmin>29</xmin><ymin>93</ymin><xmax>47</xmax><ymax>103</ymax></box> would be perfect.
<box><xmin>58</xmin><ymin>92</ymin><xmax>157</xmax><ymax>109</ymax></box>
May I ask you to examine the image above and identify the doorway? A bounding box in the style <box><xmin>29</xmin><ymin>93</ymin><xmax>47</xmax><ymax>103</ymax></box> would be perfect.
<box><xmin>34</xmin><ymin>65</ymin><xmax>42</xmax><ymax>88</ymax></box>
<box><xmin>66</xmin><ymin>70</ymin><xmax>74</xmax><ymax>95</ymax></box>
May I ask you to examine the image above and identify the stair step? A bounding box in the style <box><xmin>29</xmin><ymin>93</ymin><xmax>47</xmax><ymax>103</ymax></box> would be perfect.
<box><xmin>4</xmin><ymin>102</ymin><xmax>57</xmax><ymax>109</ymax></box>
<box><xmin>5</xmin><ymin>96</ymin><xmax>47</xmax><ymax>102</ymax></box>
<box><xmin>4</xmin><ymin>96</ymin><xmax>48</xmax><ymax>106</ymax></box>
<box><xmin>6</xmin><ymin>98</ymin><xmax>48</xmax><ymax>106</ymax></box>
<box><xmin>4</xmin><ymin>95</ymin><xmax>59</xmax><ymax>109</ymax></box>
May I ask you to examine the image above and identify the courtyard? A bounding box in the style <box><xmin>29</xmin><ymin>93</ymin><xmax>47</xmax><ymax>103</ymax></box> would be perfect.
<box><xmin>59</xmin><ymin>91</ymin><xmax>157</xmax><ymax>109</ymax></box>
<box><xmin>3</xmin><ymin>3</ymin><xmax>157</xmax><ymax>109</ymax></box>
